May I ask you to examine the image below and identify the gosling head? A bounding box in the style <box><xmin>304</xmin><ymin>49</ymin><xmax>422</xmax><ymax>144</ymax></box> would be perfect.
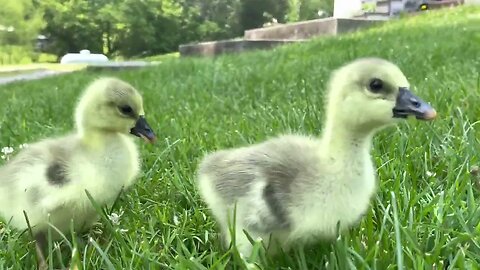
<box><xmin>75</xmin><ymin>77</ymin><xmax>157</xmax><ymax>143</ymax></box>
<box><xmin>325</xmin><ymin>58</ymin><xmax>436</xmax><ymax>132</ymax></box>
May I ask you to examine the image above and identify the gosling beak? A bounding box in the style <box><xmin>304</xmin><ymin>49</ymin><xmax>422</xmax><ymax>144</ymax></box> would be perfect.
<box><xmin>392</xmin><ymin>87</ymin><xmax>437</xmax><ymax>120</ymax></box>
<box><xmin>130</xmin><ymin>116</ymin><xmax>157</xmax><ymax>143</ymax></box>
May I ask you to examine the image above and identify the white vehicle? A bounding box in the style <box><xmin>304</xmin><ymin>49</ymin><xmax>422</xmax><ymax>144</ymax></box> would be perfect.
<box><xmin>60</xmin><ymin>49</ymin><xmax>109</xmax><ymax>64</ymax></box>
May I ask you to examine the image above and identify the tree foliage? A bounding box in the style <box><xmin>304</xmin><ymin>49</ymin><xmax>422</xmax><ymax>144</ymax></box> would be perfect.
<box><xmin>0</xmin><ymin>0</ymin><xmax>45</xmax><ymax>46</ymax></box>
<box><xmin>238</xmin><ymin>0</ymin><xmax>289</xmax><ymax>30</ymax></box>
<box><xmin>2</xmin><ymin>0</ymin><xmax>335</xmax><ymax>60</ymax></box>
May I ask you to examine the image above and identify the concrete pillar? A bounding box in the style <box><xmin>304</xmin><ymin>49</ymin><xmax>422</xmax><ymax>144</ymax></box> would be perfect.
<box><xmin>334</xmin><ymin>0</ymin><xmax>364</xmax><ymax>18</ymax></box>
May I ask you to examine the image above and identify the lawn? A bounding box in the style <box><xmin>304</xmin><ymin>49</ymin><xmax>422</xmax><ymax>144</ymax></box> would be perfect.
<box><xmin>0</xmin><ymin>6</ymin><xmax>479</xmax><ymax>270</ymax></box>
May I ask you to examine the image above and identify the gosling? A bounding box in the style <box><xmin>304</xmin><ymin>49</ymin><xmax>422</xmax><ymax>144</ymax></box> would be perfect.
<box><xmin>196</xmin><ymin>58</ymin><xmax>437</xmax><ymax>256</ymax></box>
<box><xmin>0</xmin><ymin>77</ymin><xmax>156</xmax><ymax>267</ymax></box>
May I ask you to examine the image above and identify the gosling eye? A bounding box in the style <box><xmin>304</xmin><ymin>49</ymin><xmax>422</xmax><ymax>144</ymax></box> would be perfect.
<box><xmin>118</xmin><ymin>105</ymin><xmax>134</xmax><ymax>116</ymax></box>
<box><xmin>368</xmin><ymin>78</ymin><xmax>384</xmax><ymax>93</ymax></box>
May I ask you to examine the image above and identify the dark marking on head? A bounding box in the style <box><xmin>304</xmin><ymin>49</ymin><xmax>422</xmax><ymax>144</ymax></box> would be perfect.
<box><xmin>118</xmin><ymin>104</ymin><xmax>137</xmax><ymax>119</ymax></box>
<box><xmin>363</xmin><ymin>77</ymin><xmax>396</xmax><ymax>98</ymax></box>
<box><xmin>368</xmin><ymin>78</ymin><xmax>384</xmax><ymax>93</ymax></box>
<box><xmin>46</xmin><ymin>162</ymin><xmax>69</xmax><ymax>186</ymax></box>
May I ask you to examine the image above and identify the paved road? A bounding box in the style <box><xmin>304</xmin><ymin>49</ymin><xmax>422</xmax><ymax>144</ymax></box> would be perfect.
<box><xmin>0</xmin><ymin>61</ymin><xmax>157</xmax><ymax>86</ymax></box>
<box><xmin>0</xmin><ymin>70</ymin><xmax>71</xmax><ymax>86</ymax></box>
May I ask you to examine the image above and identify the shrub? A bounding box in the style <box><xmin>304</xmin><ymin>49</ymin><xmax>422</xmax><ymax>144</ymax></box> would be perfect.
<box><xmin>0</xmin><ymin>45</ymin><xmax>57</xmax><ymax>65</ymax></box>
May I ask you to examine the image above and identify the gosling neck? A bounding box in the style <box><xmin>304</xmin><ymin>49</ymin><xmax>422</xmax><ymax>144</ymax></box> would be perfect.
<box><xmin>75</xmin><ymin>116</ymin><xmax>123</xmax><ymax>149</ymax></box>
<box><xmin>321</xmin><ymin>116</ymin><xmax>375</xmax><ymax>158</ymax></box>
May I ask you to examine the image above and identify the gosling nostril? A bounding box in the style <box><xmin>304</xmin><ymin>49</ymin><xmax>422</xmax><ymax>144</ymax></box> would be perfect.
<box><xmin>410</xmin><ymin>99</ymin><xmax>421</xmax><ymax>108</ymax></box>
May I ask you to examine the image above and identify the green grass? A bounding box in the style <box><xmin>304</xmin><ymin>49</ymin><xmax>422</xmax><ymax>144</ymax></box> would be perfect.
<box><xmin>0</xmin><ymin>6</ymin><xmax>480</xmax><ymax>269</ymax></box>
<box><xmin>138</xmin><ymin>52</ymin><xmax>180</xmax><ymax>62</ymax></box>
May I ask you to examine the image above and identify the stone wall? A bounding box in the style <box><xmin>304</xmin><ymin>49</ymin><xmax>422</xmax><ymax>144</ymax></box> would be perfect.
<box><xmin>244</xmin><ymin>18</ymin><xmax>384</xmax><ymax>40</ymax></box>
<box><xmin>244</xmin><ymin>18</ymin><xmax>338</xmax><ymax>40</ymax></box>
<box><xmin>179</xmin><ymin>17</ymin><xmax>385</xmax><ymax>57</ymax></box>
<box><xmin>179</xmin><ymin>40</ymin><xmax>298</xmax><ymax>57</ymax></box>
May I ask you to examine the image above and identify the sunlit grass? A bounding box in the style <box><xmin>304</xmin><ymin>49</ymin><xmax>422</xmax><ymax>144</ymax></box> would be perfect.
<box><xmin>0</xmin><ymin>5</ymin><xmax>479</xmax><ymax>269</ymax></box>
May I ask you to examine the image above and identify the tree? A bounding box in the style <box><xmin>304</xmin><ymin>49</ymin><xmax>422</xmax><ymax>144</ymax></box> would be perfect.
<box><xmin>115</xmin><ymin>0</ymin><xmax>184</xmax><ymax>57</ymax></box>
<box><xmin>287</xmin><ymin>0</ymin><xmax>334</xmax><ymax>22</ymax></box>
<box><xmin>0</xmin><ymin>0</ymin><xmax>45</xmax><ymax>45</ymax></box>
<box><xmin>36</xmin><ymin>0</ymin><xmax>336</xmax><ymax>60</ymax></box>
<box><xmin>238</xmin><ymin>0</ymin><xmax>289</xmax><ymax>31</ymax></box>
<box><xmin>41</xmin><ymin>0</ymin><xmax>105</xmax><ymax>55</ymax></box>
<box><xmin>177</xmin><ymin>0</ymin><xmax>242</xmax><ymax>42</ymax></box>
<box><xmin>41</xmin><ymin>0</ymin><xmax>188</xmax><ymax>57</ymax></box>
